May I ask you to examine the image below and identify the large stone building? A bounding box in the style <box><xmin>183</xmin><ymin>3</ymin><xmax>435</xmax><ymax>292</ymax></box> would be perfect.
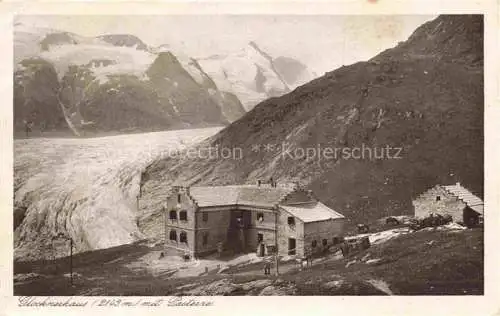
<box><xmin>163</xmin><ymin>183</ymin><xmax>346</xmax><ymax>258</ymax></box>
<box><xmin>413</xmin><ymin>182</ymin><xmax>484</xmax><ymax>227</ymax></box>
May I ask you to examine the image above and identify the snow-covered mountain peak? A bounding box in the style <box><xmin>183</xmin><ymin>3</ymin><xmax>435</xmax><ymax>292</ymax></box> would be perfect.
<box><xmin>14</xmin><ymin>25</ymin><xmax>316</xmax><ymax>134</ymax></box>
<box><xmin>197</xmin><ymin>41</ymin><xmax>294</xmax><ymax>110</ymax></box>
<box><xmin>38</xmin><ymin>43</ymin><xmax>156</xmax><ymax>80</ymax></box>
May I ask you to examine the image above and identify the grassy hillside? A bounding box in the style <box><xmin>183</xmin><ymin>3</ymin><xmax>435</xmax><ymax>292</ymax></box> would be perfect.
<box><xmin>14</xmin><ymin>228</ymin><xmax>483</xmax><ymax>295</ymax></box>
<box><xmin>142</xmin><ymin>15</ymin><xmax>483</xmax><ymax>226</ymax></box>
<box><xmin>286</xmin><ymin>228</ymin><xmax>483</xmax><ymax>295</ymax></box>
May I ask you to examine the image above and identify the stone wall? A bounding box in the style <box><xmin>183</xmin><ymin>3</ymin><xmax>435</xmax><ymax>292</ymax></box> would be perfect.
<box><xmin>249</xmin><ymin>208</ymin><xmax>277</xmax><ymax>254</ymax></box>
<box><xmin>194</xmin><ymin>207</ymin><xmax>232</xmax><ymax>255</ymax></box>
<box><xmin>164</xmin><ymin>188</ymin><xmax>196</xmax><ymax>254</ymax></box>
<box><xmin>413</xmin><ymin>186</ymin><xmax>466</xmax><ymax>223</ymax></box>
<box><xmin>162</xmin><ymin>187</ymin><xmax>347</xmax><ymax>259</ymax></box>
<box><xmin>277</xmin><ymin>208</ymin><xmax>305</xmax><ymax>257</ymax></box>
<box><xmin>193</xmin><ymin>206</ymin><xmax>278</xmax><ymax>256</ymax></box>
<box><xmin>164</xmin><ymin>230</ymin><xmax>195</xmax><ymax>254</ymax></box>
<box><xmin>303</xmin><ymin>219</ymin><xmax>346</xmax><ymax>256</ymax></box>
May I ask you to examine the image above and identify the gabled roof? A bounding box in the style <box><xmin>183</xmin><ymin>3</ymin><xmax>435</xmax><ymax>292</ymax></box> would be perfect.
<box><xmin>188</xmin><ymin>185</ymin><xmax>294</xmax><ymax>208</ymax></box>
<box><xmin>186</xmin><ymin>185</ymin><xmax>346</xmax><ymax>223</ymax></box>
<box><xmin>281</xmin><ymin>202</ymin><xmax>345</xmax><ymax>223</ymax></box>
<box><xmin>442</xmin><ymin>183</ymin><xmax>484</xmax><ymax>215</ymax></box>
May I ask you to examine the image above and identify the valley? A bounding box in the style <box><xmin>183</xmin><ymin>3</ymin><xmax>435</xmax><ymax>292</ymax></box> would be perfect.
<box><xmin>12</xmin><ymin>14</ymin><xmax>485</xmax><ymax>297</ymax></box>
<box><xmin>14</xmin><ymin>127</ymin><xmax>221</xmax><ymax>261</ymax></box>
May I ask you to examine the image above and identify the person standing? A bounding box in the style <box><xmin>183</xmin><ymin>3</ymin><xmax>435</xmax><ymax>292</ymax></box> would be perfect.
<box><xmin>217</xmin><ymin>242</ymin><xmax>223</xmax><ymax>258</ymax></box>
<box><xmin>264</xmin><ymin>259</ymin><xmax>271</xmax><ymax>275</ymax></box>
<box><xmin>340</xmin><ymin>242</ymin><xmax>349</xmax><ymax>258</ymax></box>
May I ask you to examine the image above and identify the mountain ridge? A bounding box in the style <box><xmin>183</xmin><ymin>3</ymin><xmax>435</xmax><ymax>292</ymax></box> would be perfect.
<box><xmin>13</xmin><ymin>28</ymin><xmax>250</xmax><ymax>136</ymax></box>
<box><xmin>14</xmin><ymin>25</ymin><xmax>314</xmax><ymax>136</ymax></box>
<box><xmin>141</xmin><ymin>15</ymin><xmax>483</xmax><ymax>228</ymax></box>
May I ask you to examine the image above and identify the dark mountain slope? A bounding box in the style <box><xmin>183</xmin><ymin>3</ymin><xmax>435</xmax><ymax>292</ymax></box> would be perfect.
<box><xmin>145</xmin><ymin>52</ymin><xmax>229</xmax><ymax>126</ymax></box>
<box><xmin>78</xmin><ymin>74</ymin><xmax>176</xmax><ymax>133</ymax></box>
<box><xmin>97</xmin><ymin>34</ymin><xmax>150</xmax><ymax>51</ymax></box>
<box><xmin>14</xmin><ymin>58</ymin><xmax>69</xmax><ymax>136</ymax></box>
<box><xmin>62</xmin><ymin>52</ymin><xmax>229</xmax><ymax>133</ymax></box>
<box><xmin>187</xmin><ymin>58</ymin><xmax>246</xmax><ymax>122</ymax></box>
<box><xmin>40</xmin><ymin>32</ymin><xmax>78</xmax><ymax>51</ymax></box>
<box><xmin>142</xmin><ymin>15</ymin><xmax>483</xmax><ymax>227</ymax></box>
<box><xmin>13</xmin><ymin>50</ymin><xmax>234</xmax><ymax>136</ymax></box>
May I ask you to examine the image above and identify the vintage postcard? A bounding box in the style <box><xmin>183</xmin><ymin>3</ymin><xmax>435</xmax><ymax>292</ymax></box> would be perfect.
<box><xmin>1</xmin><ymin>1</ymin><xmax>499</xmax><ymax>315</ymax></box>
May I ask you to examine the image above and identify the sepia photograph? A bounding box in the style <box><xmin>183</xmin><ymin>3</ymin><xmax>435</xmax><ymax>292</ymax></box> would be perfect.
<box><xmin>12</xmin><ymin>12</ymin><xmax>485</xmax><ymax>298</ymax></box>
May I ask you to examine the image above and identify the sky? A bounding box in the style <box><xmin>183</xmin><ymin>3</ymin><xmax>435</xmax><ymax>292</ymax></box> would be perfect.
<box><xmin>16</xmin><ymin>15</ymin><xmax>436</xmax><ymax>75</ymax></box>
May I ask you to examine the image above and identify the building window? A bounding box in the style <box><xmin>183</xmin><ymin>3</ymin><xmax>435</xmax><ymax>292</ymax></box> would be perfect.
<box><xmin>169</xmin><ymin>230</ymin><xmax>177</xmax><ymax>241</ymax></box>
<box><xmin>322</xmin><ymin>239</ymin><xmax>328</xmax><ymax>246</ymax></box>
<box><xmin>312</xmin><ymin>240</ymin><xmax>317</xmax><ymax>248</ymax></box>
<box><xmin>257</xmin><ymin>212</ymin><xmax>264</xmax><ymax>222</ymax></box>
<box><xmin>287</xmin><ymin>217</ymin><xmax>295</xmax><ymax>226</ymax></box>
<box><xmin>179</xmin><ymin>210</ymin><xmax>187</xmax><ymax>221</ymax></box>
<box><xmin>202</xmin><ymin>212</ymin><xmax>208</xmax><ymax>222</ymax></box>
<box><xmin>257</xmin><ymin>233</ymin><xmax>263</xmax><ymax>243</ymax></box>
<box><xmin>177</xmin><ymin>194</ymin><xmax>181</xmax><ymax>203</ymax></box>
<box><xmin>179</xmin><ymin>231</ymin><xmax>187</xmax><ymax>243</ymax></box>
<box><xmin>436</xmin><ymin>196</ymin><xmax>441</xmax><ymax>201</ymax></box>
<box><xmin>169</xmin><ymin>210</ymin><xmax>177</xmax><ymax>220</ymax></box>
<box><xmin>203</xmin><ymin>233</ymin><xmax>208</xmax><ymax>246</ymax></box>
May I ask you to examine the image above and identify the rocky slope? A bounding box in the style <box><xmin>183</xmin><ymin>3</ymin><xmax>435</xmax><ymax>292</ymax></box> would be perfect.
<box><xmin>96</xmin><ymin>34</ymin><xmax>150</xmax><ymax>51</ymax></box>
<box><xmin>14</xmin><ymin>58</ymin><xmax>70</xmax><ymax>134</ymax></box>
<box><xmin>141</xmin><ymin>15</ymin><xmax>483</xmax><ymax>227</ymax></box>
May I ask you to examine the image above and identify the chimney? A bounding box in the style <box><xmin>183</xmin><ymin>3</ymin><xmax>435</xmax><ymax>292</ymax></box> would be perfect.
<box><xmin>456</xmin><ymin>182</ymin><xmax>461</xmax><ymax>187</ymax></box>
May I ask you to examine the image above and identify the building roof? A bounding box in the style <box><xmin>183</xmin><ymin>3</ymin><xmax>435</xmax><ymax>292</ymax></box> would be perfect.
<box><xmin>188</xmin><ymin>185</ymin><xmax>294</xmax><ymax>208</ymax></box>
<box><xmin>280</xmin><ymin>202</ymin><xmax>345</xmax><ymax>223</ymax></box>
<box><xmin>187</xmin><ymin>184</ymin><xmax>346</xmax><ymax>223</ymax></box>
<box><xmin>442</xmin><ymin>183</ymin><xmax>484</xmax><ymax>215</ymax></box>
